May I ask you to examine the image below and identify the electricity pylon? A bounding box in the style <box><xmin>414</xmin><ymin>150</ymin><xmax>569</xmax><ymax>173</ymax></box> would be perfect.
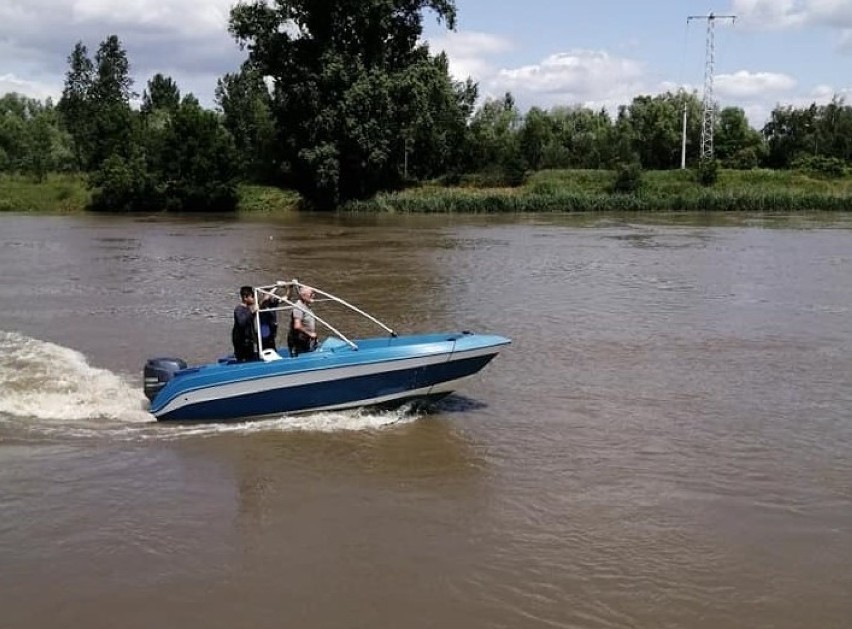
<box><xmin>687</xmin><ymin>12</ymin><xmax>735</xmax><ymax>161</ymax></box>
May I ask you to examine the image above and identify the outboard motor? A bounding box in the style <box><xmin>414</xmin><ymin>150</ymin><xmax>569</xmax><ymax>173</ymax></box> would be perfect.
<box><xmin>144</xmin><ymin>357</ymin><xmax>187</xmax><ymax>401</ymax></box>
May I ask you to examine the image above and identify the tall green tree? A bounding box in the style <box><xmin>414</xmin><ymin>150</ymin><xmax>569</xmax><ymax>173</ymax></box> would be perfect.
<box><xmin>627</xmin><ymin>91</ymin><xmax>700</xmax><ymax>169</ymax></box>
<box><xmin>467</xmin><ymin>92</ymin><xmax>520</xmax><ymax>172</ymax></box>
<box><xmin>88</xmin><ymin>35</ymin><xmax>135</xmax><ymax>168</ymax></box>
<box><xmin>714</xmin><ymin>106</ymin><xmax>764</xmax><ymax>169</ymax></box>
<box><xmin>215</xmin><ymin>65</ymin><xmax>277</xmax><ymax>181</ymax></box>
<box><xmin>813</xmin><ymin>97</ymin><xmax>852</xmax><ymax>163</ymax></box>
<box><xmin>392</xmin><ymin>53</ymin><xmax>477</xmax><ymax>180</ymax></box>
<box><xmin>518</xmin><ymin>107</ymin><xmax>551</xmax><ymax>171</ymax></box>
<box><xmin>763</xmin><ymin>104</ymin><xmax>817</xmax><ymax>168</ymax></box>
<box><xmin>57</xmin><ymin>42</ymin><xmax>95</xmax><ymax>170</ymax></box>
<box><xmin>22</xmin><ymin>112</ymin><xmax>55</xmax><ymax>181</ymax></box>
<box><xmin>157</xmin><ymin>95</ymin><xmax>240</xmax><ymax>211</ymax></box>
<box><xmin>141</xmin><ymin>74</ymin><xmax>181</xmax><ymax>114</ymax></box>
<box><xmin>0</xmin><ymin>108</ymin><xmax>27</xmax><ymax>172</ymax></box>
<box><xmin>547</xmin><ymin>106</ymin><xmax>613</xmax><ymax>168</ymax></box>
<box><xmin>606</xmin><ymin>105</ymin><xmax>639</xmax><ymax>167</ymax></box>
<box><xmin>91</xmin><ymin>93</ymin><xmax>240</xmax><ymax>212</ymax></box>
<box><xmin>0</xmin><ymin>94</ymin><xmax>71</xmax><ymax>176</ymax></box>
<box><xmin>138</xmin><ymin>73</ymin><xmax>182</xmax><ymax>178</ymax></box>
<box><xmin>228</xmin><ymin>0</ymin><xmax>467</xmax><ymax>208</ymax></box>
<box><xmin>0</xmin><ymin>94</ymin><xmax>36</xmax><ymax>171</ymax></box>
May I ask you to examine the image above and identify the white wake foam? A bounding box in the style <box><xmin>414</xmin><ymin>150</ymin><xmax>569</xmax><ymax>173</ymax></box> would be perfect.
<box><xmin>147</xmin><ymin>407</ymin><xmax>417</xmax><ymax>440</ymax></box>
<box><xmin>0</xmin><ymin>331</ymin><xmax>419</xmax><ymax>439</ymax></box>
<box><xmin>0</xmin><ymin>331</ymin><xmax>153</xmax><ymax>424</ymax></box>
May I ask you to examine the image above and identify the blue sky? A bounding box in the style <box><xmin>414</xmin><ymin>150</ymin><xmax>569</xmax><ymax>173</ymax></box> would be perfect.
<box><xmin>1</xmin><ymin>0</ymin><xmax>850</xmax><ymax>127</ymax></box>
<box><xmin>427</xmin><ymin>0</ymin><xmax>852</xmax><ymax>125</ymax></box>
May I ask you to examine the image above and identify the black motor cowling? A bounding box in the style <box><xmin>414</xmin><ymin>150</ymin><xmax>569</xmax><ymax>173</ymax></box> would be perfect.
<box><xmin>144</xmin><ymin>357</ymin><xmax>187</xmax><ymax>401</ymax></box>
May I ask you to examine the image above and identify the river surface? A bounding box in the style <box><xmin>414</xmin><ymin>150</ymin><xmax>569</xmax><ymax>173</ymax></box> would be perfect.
<box><xmin>1</xmin><ymin>211</ymin><xmax>851</xmax><ymax>629</ymax></box>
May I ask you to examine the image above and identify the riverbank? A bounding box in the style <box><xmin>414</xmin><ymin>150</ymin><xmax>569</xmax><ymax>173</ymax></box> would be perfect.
<box><xmin>2</xmin><ymin>169</ymin><xmax>852</xmax><ymax>213</ymax></box>
<box><xmin>345</xmin><ymin>168</ymin><xmax>852</xmax><ymax>212</ymax></box>
<box><xmin>0</xmin><ymin>175</ymin><xmax>301</xmax><ymax>214</ymax></box>
<box><xmin>0</xmin><ymin>173</ymin><xmax>91</xmax><ymax>213</ymax></box>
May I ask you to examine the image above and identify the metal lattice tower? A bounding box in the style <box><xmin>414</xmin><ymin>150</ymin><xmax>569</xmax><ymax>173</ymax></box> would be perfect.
<box><xmin>687</xmin><ymin>12</ymin><xmax>735</xmax><ymax>161</ymax></box>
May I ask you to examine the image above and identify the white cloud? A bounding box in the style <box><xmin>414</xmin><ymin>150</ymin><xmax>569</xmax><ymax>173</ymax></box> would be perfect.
<box><xmin>489</xmin><ymin>50</ymin><xmax>646</xmax><ymax>111</ymax></box>
<box><xmin>0</xmin><ymin>73</ymin><xmax>60</xmax><ymax>101</ymax></box>
<box><xmin>716</xmin><ymin>70</ymin><xmax>797</xmax><ymax>98</ymax></box>
<box><xmin>730</xmin><ymin>0</ymin><xmax>808</xmax><ymax>29</ymax></box>
<box><xmin>428</xmin><ymin>30</ymin><xmax>514</xmax><ymax>83</ymax></box>
<box><xmin>431</xmin><ymin>30</ymin><xmax>513</xmax><ymax>59</ymax></box>
<box><xmin>0</xmin><ymin>0</ymin><xmax>242</xmax><ymax>105</ymax></box>
<box><xmin>429</xmin><ymin>29</ymin><xmax>650</xmax><ymax>112</ymax></box>
<box><xmin>731</xmin><ymin>81</ymin><xmax>852</xmax><ymax>127</ymax></box>
<box><xmin>802</xmin><ymin>83</ymin><xmax>852</xmax><ymax>106</ymax></box>
<box><xmin>806</xmin><ymin>0</ymin><xmax>852</xmax><ymax>27</ymax></box>
<box><xmin>732</xmin><ymin>0</ymin><xmax>852</xmax><ymax>29</ymax></box>
<box><xmin>69</xmin><ymin>0</ymin><xmax>232</xmax><ymax>38</ymax></box>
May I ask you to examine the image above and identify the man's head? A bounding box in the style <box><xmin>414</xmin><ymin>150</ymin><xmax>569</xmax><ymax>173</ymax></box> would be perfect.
<box><xmin>299</xmin><ymin>285</ymin><xmax>315</xmax><ymax>302</ymax></box>
<box><xmin>239</xmin><ymin>286</ymin><xmax>254</xmax><ymax>302</ymax></box>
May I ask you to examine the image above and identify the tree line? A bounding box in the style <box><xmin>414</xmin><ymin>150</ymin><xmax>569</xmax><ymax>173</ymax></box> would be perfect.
<box><xmin>1</xmin><ymin>0</ymin><xmax>851</xmax><ymax>210</ymax></box>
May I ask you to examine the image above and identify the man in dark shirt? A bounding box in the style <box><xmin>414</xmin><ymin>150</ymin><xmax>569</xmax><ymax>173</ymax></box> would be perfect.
<box><xmin>259</xmin><ymin>295</ymin><xmax>279</xmax><ymax>351</ymax></box>
<box><xmin>232</xmin><ymin>285</ymin><xmax>258</xmax><ymax>362</ymax></box>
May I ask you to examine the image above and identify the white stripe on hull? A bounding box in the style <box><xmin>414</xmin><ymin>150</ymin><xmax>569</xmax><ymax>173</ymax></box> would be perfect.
<box><xmin>165</xmin><ymin>375</ymin><xmax>470</xmax><ymax>422</ymax></box>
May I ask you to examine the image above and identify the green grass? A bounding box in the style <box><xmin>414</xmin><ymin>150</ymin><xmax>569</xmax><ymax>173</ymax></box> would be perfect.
<box><xmin>344</xmin><ymin>168</ymin><xmax>852</xmax><ymax>213</ymax></box>
<box><xmin>526</xmin><ymin>167</ymin><xmax>852</xmax><ymax>194</ymax></box>
<box><xmin>236</xmin><ymin>183</ymin><xmax>301</xmax><ymax>213</ymax></box>
<box><xmin>4</xmin><ymin>168</ymin><xmax>852</xmax><ymax>214</ymax></box>
<box><xmin>0</xmin><ymin>173</ymin><xmax>91</xmax><ymax>212</ymax></box>
<box><xmin>0</xmin><ymin>175</ymin><xmax>302</xmax><ymax>214</ymax></box>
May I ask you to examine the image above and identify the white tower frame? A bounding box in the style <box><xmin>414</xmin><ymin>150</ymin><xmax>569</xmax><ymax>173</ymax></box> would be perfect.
<box><xmin>687</xmin><ymin>12</ymin><xmax>735</xmax><ymax>161</ymax></box>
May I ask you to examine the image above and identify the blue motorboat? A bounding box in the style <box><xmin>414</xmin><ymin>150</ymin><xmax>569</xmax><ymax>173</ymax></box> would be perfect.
<box><xmin>143</xmin><ymin>280</ymin><xmax>510</xmax><ymax>421</ymax></box>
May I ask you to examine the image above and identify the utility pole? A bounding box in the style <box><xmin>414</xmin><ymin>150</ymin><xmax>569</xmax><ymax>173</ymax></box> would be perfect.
<box><xmin>687</xmin><ymin>12</ymin><xmax>735</xmax><ymax>162</ymax></box>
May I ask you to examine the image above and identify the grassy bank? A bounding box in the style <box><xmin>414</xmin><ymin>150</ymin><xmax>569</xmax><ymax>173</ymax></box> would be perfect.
<box><xmin>345</xmin><ymin>168</ymin><xmax>852</xmax><ymax>213</ymax></box>
<box><xmin>4</xmin><ymin>168</ymin><xmax>852</xmax><ymax>214</ymax></box>
<box><xmin>0</xmin><ymin>174</ymin><xmax>301</xmax><ymax>214</ymax></box>
<box><xmin>235</xmin><ymin>184</ymin><xmax>301</xmax><ymax>213</ymax></box>
<box><xmin>0</xmin><ymin>173</ymin><xmax>91</xmax><ymax>213</ymax></box>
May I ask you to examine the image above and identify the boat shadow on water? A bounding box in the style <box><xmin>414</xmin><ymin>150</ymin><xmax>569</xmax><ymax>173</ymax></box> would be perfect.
<box><xmin>426</xmin><ymin>393</ymin><xmax>489</xmax><ymax>414</ymax></box>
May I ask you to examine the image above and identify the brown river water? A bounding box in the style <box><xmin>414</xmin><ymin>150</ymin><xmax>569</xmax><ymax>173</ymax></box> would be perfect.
<box><xmin>1</xmin><ymin>211</ymin><xmax>851</xmax><ymax>628</ymax></box>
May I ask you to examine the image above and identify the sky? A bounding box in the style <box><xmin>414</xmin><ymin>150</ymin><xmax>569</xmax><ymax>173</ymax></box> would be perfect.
<box><xmin>1</xmin><ymin>0</ymin><xmax>850</xmax><ymax>127</ymax></box>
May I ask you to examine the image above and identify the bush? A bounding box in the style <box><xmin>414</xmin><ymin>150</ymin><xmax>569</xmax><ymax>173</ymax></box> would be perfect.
<box><xmin>725</xmin><ymin>147</ymin><xmax>760</xmax><ymax>170</ymax></box>
<box><xmin>55</xmin><ymin>185</ymin><xmax>73</xmax><ymax>201</ymax></box>
<box><xmin>455</xmin><ymin>169</ymin><xmax>525</xmax><ymax>189</ymax></box>
<box><xmin>791</xmin><ymin>155</ymin><xmax>847</xmax><ymax>179</ymax></box>
<box><xmin>436</xmin><ymin>172</ymin><xmax>462</xmax><ymax>187</ymax></box>
<box><xmin>696</xmin><ymin>159</ymin><xmax>719</xmax><ymax>187</ymax></box>
<box><xmin>89</xmin><ymin>152</ymin><xmax>160</xmax><ymax>211</ymax></box>
<box><xmin>610</xmin><ymin>162</ymin><xmax>643</xmax><ymax>194</ymax></box>
<box><xmin>501</xmin><ymin>150</ymin><xmax>529</xmax><ymax>188</ymax></box>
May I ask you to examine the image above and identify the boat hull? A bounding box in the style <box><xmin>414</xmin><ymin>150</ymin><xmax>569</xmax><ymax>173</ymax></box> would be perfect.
<box><xmin>149</xmin><ymin>332</ymin><xmax>509</xmax><ymax>421</ymax></box>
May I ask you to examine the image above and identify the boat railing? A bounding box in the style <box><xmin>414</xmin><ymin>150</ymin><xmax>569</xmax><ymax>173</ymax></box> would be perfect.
<box><xmin>252</xmin><ymin>279</ymin><xmax>397</xmax><ymax>357</ymax></box>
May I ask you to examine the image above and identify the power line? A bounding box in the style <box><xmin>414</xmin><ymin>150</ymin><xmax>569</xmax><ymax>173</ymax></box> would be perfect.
<box><xmin>687</xmin><ymin>12</ymin><xmax>736</xmax><ymax>161</ymax></box>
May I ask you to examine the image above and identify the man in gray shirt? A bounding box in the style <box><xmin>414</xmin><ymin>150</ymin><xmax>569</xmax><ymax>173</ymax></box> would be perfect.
<box><xmin>287</xmin><ymin>285</ymin><xmax>317</xmax><ymax>356</ymax></box>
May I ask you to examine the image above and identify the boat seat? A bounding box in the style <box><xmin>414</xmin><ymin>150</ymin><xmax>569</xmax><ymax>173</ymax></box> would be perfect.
<box><xmin>260</xmin><ymin>349</ymin><xmax>283</xmax><ymax>362</ymax></box>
